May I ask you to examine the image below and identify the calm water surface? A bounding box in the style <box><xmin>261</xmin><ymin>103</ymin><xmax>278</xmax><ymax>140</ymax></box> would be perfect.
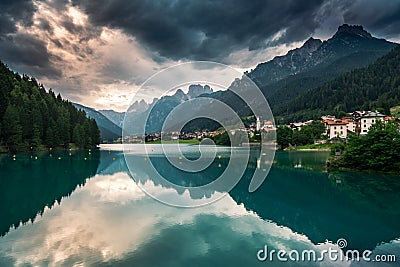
<box><xmin>0</xmin><ymin>145</ymin><xmax>399</xmax><ymax>266</ymax></box>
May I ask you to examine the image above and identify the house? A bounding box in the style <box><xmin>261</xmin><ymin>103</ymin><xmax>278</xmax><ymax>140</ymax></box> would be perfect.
<box><xmin>318</xmin><ymin>111</ymin><xmax>396</xmax><ymax>139</ymax></box>
<box><xmin>355</xmin><ymin>111</ymin><xmax>385</xmax><ymax>135</ymax></box>
<box><xmin>262</xmin><ymin>120</ymin><xmax>275</xmax><ymax>132</ymax></box>
<box><xmin>342</xmin><ymin>116</ymin><xmax>357</xmax><ymax>133</ymax></box>
<box><xmin>324</xmin><ymin>119</ymin><xmax>349</xmax><ymax>139</ymax></box>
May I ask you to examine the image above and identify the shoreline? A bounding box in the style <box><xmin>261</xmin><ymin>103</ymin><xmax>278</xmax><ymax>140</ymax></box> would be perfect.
<box><xmin>286</xmin><ymin>148</ymin><xmax>331</xmax><ymax>151</ymax></box>
<box><xmin>0</xmin><ymin>145</ymin><xmax>99</xmax><ymax>154</ymax></box>
<box><xmin>328</xmin><ymin>166</ymin><xmax>400</xmax><ymax>175</ymax></box>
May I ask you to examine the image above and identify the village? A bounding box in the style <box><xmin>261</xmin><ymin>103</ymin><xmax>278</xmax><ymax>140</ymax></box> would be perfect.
<box><xmin>290</xmin><ymin>110</ymin><xmax>398</xmax><ymax>139</ymax></box>
<box><xmin>120</xmin><ymin>110</ymin><xmax>398</xmax><ymax>145</ymax></box>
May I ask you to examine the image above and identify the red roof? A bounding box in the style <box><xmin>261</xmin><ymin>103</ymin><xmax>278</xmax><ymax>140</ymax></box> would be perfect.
<box><xmin>325</xmin><ymin>119</ymin><xmax>349</xmax><ymax>125</ymax></box>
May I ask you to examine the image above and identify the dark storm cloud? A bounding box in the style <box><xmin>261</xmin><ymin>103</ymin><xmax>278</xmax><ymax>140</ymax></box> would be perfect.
<box><xmin>72</xmin><ymin>0</ymin><xmax>325</xmax><ymax>61</ymax></box>
<box><xmin>0</xmin><ymin>0</ymin><xmax>62</xmax><ymax>78</ymax></box>
<box><xmin>342</xmin><ymin>0</ymin><xmax>400</xmax><ymax>39</ymax></box>
<box><xmin>0</xmin><ymin>34</ymin><xmax>61</xmax><ymax>78</ymax></box>
<box><xmin>0</xmin><ymin>0</ymin><xmax>36</xmax><ymax>34</ymax></box>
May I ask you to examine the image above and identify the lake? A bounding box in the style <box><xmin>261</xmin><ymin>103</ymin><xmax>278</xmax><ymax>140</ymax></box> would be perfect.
<box><xmin>0</xmin><ymin>145</ymin><xmax>399</xmax><ymax>266</ymax></box>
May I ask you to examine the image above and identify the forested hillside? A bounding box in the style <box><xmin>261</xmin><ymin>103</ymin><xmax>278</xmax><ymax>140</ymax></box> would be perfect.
<box><xmin>276</xmin><ymin>44</ymin><xmax>400</xmax><ymax>122</ymax></box>
<box><xmin>0</xmin><ymin>62</ymin><xmax>100</xmax><ymax>151</ymax></box>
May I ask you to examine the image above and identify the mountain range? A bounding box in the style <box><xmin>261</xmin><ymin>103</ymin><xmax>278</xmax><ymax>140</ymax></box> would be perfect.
<box><xmin>186</xmin><ymin>24</ymin><xmax>397</xmax><ymax>129</ymax></box>
<box><xmin>73</xmin><ymin>103</ymin><xmax>122</xmax><ymax>142</ymax></box>
<box><xmin>75</xmin><ymin>84</ymin><xmax>213</xmax><ymax>137</ymax></box>
<box><xmin>77</xmin><ymin>24</ymin><xmax>399</xmax><ymax>134</ymax></box>
<box><xmin>124</xmin><ymin>84</ymin><xmax>213</xmax><ymax>134</ymax></box>
<box><xmin>279</xmin><ymin>44</ymin><xmax>400</xmax><ymax>121</ymax></box>
<box><xmin>230</xmin><ymin>25</ymin><xmax>394</xmax><ymax>110</ymax></box>
<box><xmin>98</xmin><ymin>109</ymin><xmax>126</xmax><ymax>128</ymax></box>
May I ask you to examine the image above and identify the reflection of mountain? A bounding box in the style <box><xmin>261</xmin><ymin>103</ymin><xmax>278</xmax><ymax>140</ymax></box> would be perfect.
<box><xmin>93</xmin><ymin>151</ymin><xmax>400</xmax><ymax>253</ymax></box>
<box><xmin>124</xmin><ymin>152</ymin><xmax>226</xmax><ymax>200</ymax></box>
<box><xmin>111</xmin><ymin>148</ymin><xmax>400</xmax><ymax>251</ymax></box>
<box><xmin>0</xmin><ymin>151</ymin><xmax>100</xmax><ymax>236</ymax></box>
<box><xmin>96</xmin><ymin>150</ymin><xmax>128</xmax><ymax>175</ymax></box>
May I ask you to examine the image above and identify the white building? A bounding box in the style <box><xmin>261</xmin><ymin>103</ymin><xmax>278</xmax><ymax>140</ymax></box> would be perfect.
<box><xmin>357</xmin><ymin>111</ymin><xmax>385</xmax><ymax>135</ymax></box>
<box><xmin>346</xmin><ymin>119</ymin><xmax>357</xmax><ymax>133</ymax></box>
<box><xmin>321</xmin><ymin>111</ymin><xmax>393</xmax><ymax>139</ymax></box>
<box><xmin>325</xmin><ymin>119</ymin><xmax>349</xmax><ymax>139</ymax></box>
<box><xmin>256</xmin><ymin>116</ymin><xmax>261</xmax><ymax>131</ymax></box>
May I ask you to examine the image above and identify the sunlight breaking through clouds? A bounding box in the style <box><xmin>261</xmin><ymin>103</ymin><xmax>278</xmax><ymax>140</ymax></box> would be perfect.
<box><xmin>0</xmin><ymin>0</ymin><xmax>399</xmax><ymax>111</ymax></box>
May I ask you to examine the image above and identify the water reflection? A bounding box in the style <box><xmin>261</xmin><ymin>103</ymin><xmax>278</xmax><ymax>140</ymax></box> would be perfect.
<box><xmin>0</xmin><ymin>150</ymin><xmax>99</xmax><ymax>237</ymax></box>
<box><xmin>0</xmin><ymin>146</ymin><xmax>399</xmax><ymax>266</ymax></box>
<box><xmin>231</xmin><ymin>152</ymin><xmax>400</xmax><ymax>252</ymax></box>
<box><xmin>102</xmin><ymin>148</ymin><xmax>400</xmax><ymax>252</ymax></box>
<box><xmin>0</xmin><ymin>162</ymin><xmax>341</xmax><ymax>267</ymax></box>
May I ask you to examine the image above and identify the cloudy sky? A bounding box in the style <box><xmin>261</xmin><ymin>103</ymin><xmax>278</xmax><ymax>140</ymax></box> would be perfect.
<box><xmin>1</xmin><ymin>0</ymin><xmax>399</xmax><ymax>111</ymax></box>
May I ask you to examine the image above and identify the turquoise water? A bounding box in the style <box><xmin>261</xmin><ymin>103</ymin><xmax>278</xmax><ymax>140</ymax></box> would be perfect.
<box><xmin>0</xmin><ymin>145</ymin><xmax>399</xmax><ymax>266</ymax></box>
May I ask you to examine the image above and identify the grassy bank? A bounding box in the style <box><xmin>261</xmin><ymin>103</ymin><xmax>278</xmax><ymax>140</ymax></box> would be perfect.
<box><xmin>287</xmin><ymin>143</ymin><xmax>334</xmax><ymax>151</ymax></box>
<box><xmin>145</xmin><ymin>139</ymin><xmax>200</xmax><ymax>145</ymax></box>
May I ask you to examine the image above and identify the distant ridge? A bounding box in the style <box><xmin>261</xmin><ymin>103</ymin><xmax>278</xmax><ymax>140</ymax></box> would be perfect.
<box><xmin>98</xmin><ymin>109</ymin><xmax>126</xmax><ymax>127</ymax></box>
<box><xmin>124</xmin><ymin>84</ymin><xmax>213</xmax><ymax>134</ymax></box>
<box><xmin>73</xmin><ymin>103</ymin><xmax>122</xmax><ymax>141</ymax></box>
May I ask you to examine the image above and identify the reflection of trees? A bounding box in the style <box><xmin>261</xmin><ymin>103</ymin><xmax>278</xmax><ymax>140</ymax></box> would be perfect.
<box><xmin>328</xmin><ymin>172</ymin><xmax>400</xmax><ymax>216</ymax></box>
<box><xmin>272</xmin><ymin>151</ymin><xmax>330</xmax><ymax>171</ymax></box>
<box><xmin>0</xmin><ymin>150</ymin><xmax>100</xmax><ymax>236</ymax></box>
<box><xmin>229</xmin><ymin>155</ymin><xmax>400</xmax><ymax>252</ymax></box>
<box><xmin>121</xmin><ymin>148</ymin><xmax>400</xmax><ymax>252</ymax></box>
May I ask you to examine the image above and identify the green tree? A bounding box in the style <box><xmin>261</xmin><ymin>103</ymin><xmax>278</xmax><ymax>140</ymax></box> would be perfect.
<box><xmin>304</xmin><ymin>121</ymin><xmax>326</xmax><ymax>140</ymax></box>
<box><xmin>333</xmin><ymin>120</ymin><xmax>400</xmax><ymax>171</ymax></box>
<box><xmin>292</xmin><ymin>130</ymin><xmax>312</xmax><ymax>146</ymax></box>
<box><xmin>276</xmin><ymin>126</ymin><xmax>293</xmax><ymax>149</ymax></box>
<box><xmin>73</xmin><ymin>125</ymin><xmax>84</xmax><ymax>148</ymax></box>
<box><xmin>211</xmin><ymin>131</ymin><xmax>230</xmax><ymax>146</ymax></box>
<box><xmin>89</xmin><ymin>119</ymin><xmax>101</xmax><ymax>146</ymax></box>
<box><xmin>2</xmin><ymin>105</ymin><xmax>23</xmax><ymax>148</ymax></box>
<box><xmin>31</xmin><ymin>124</ymin><xmax>41</xmax><ymax>148</ymax></box>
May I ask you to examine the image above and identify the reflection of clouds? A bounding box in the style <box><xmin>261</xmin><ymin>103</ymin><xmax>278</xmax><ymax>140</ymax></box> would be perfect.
<box><xmin>89</xmin><ymin>172</ymin><xmax>146</xmax><ymax>204</ymax></box>
<box><xmin>0</xmin><ymin>172</ymin><xmax>397</xmax><ymax>266</ymax></box>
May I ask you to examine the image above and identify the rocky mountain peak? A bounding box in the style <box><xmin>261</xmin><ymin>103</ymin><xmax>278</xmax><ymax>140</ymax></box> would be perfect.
<box><xmin>334</xmin><ymin>24</ymin><xmax>372</xmax><ymax>39</ymax></box>
<box><xmin>302</xmin><ymin>37</ymin><xmax>322</xmax><ymax>51</ymax></box>
<box><xmin>187</xmin><ymin>84</ymin><xmax>213</xmax><ymax>98</ymax></box>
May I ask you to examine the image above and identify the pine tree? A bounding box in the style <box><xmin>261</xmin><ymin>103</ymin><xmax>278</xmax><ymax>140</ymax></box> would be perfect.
<box><xmin>2</xmin><ymin>105</ymin><xmax>23</xmax><ymax>148</ymax></box>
